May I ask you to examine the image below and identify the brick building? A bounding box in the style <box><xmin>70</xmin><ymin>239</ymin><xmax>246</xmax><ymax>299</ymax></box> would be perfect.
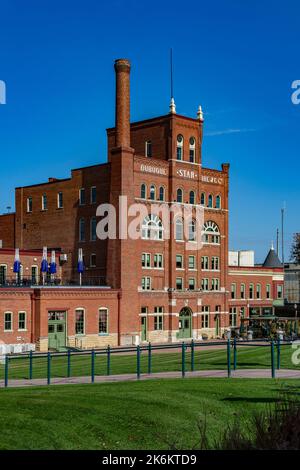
<box><xmin>0</xmin><ymin>58</ymin><xmax>284</xmax><ymax>351</ymax></box>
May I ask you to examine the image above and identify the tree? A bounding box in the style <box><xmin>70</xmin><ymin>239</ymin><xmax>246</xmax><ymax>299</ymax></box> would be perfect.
<box><xmin>290</xmin><ymin>233</ymin><xmax>300</xmax><ymax>264</ymax></box>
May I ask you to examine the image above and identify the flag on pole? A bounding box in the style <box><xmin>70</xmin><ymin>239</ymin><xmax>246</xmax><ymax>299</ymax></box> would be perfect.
<box><xmin>49</xmin><ymin>250</ymin><xmax>57</xmax><ymax>274</ymax></box>
<box><xmin>41</xmin><ymin>247</ymin><xmax>48</xmax><ymax>273</ymax></box>
<box><xmin>13</xmin><ymin>248</ymin><xmax>21</xmax><ymax>273</ymax></box>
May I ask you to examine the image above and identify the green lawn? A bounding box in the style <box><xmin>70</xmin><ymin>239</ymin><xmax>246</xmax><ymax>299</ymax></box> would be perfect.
<box><xmin>0</xmin><ymin>378</ymin><xmax>299</xmax><ymax>450</ymax></box>
<box><xmin>0</xmin><ymin>343</ymin><xmax>298</xmax><ymax>381</ymax></box>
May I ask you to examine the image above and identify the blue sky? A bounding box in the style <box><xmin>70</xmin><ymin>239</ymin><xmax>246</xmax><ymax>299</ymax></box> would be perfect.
<box><xmin>0</xmin><ymin>0</ymin><xmax>299</xmax><ymax>262</ymax></box>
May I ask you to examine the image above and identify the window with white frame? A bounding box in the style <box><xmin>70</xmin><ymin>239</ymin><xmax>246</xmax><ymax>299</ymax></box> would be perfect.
<box><xmin>176</xmin><ymin>135</ymin><xmax>183</xmax><ymax>160</ymax></box>
<box><xmin>175</xmin><ymin>218</ymin><xmax>184</xmax><ymax>241</ymax></box>
<box><xmin>176</xmin><ymin>188</ymin><xmax>183</xmax><ymax>203</ymax></box>
<box><xmin>4</xmin><ymin>312</ymin><xmax>12</xmax><ymax>331</ymax></box>
<box><xmin>141</xmin><ymin>277</ymin><xmax>151</xmax><ymax>290</ymax></box>
<box><xmin>188</xmin><ymin>219</ymin><xmax>196</xmax><ymax>241</ymax></box>
<box><xmin>176</xmin><ymin>277</ymin><xmax>183</xmax><ymax>290</ymax></box>
<box><xmin>266</xmin><ymin>284</ymin><xmax>271</xmax><ymax>299</ymax></box>
<box><xmin>256</xmin><ymin>283</ymin><xmax>261</xmax><ymax>299</ymax></box>
<box><xmin>154</xmin><ymin>307</ymin><xmax>163</xmax><ymax>330</ymax></box>
<box><xmin>240</xmin><ymin>283</ymin><xmax>245</xmax><ymax>299</ymax></box>
<box><xmin>188</xmin><ymin>255</ymin><xmax>195</xmax><ymax>270</ymax></box>
<box><xmin>150</xmin><ymin>185</ymin><xmax>156</xmax><ymax>200</ymax></box>
<box><xmin>142</xmin><ymin>253</ymin><xmax>151</xmax><ymax>268</ymax></box>
<box><xmin>201</xmin><ymin>256</ymin><xmax>209</xmax><ymax>270</ymax></box>
<box><xmin>27</xmin><ymin>197</ymin><xmax>33</xmax><ymax>213</ymax></box>
<box><xmin>57</xmin><ymin>192</ymin><xmax>63</xmax><ymax>209</ymax></box>
<box><xmin>154</xmin><ymin>254</ymin><xmax>163</xmax><ymax>268</ymax></box>
<box><xmin>211</xmin><ymin>256</ymin><xmax>219</xmax><ymax>270</ymax></box>
<box><xmin>211</xmin><ymin>278</ymin><xmax>220</xmax><ymax>291</ymax></box>
<box><xmin>277</xmin><ymin>284</ymin><xmax>283</xmax><ymax>299</ymax></box>
<box><xmin>189</xmin><ymin>278</ymin><xmax>196</xmax><ymax>290</ymax></box>
<box><xmin>79</xmin><ymin>188</ymin><xmax>85</xmax><ymax>205</ymax></box>
<box><xmin>231</xmin><ymin>283</ymin><xmax>236</xmax><ymax>299</ymax></box>
<box><xmin>229</xmin><ymin>307</ymin><xmax>237</xmax><ymax>327</ymax></box>
<box><xmin>201</xmin><ymin>278</ymin><xmax>209</xmax><ymax>291</ymax></box>
<box><xmin>201</xmin><ymin>306</ymin><xmax>209</xmax><ymax>328</ymax></box>
<box><xmin>249</xmin><ymin>283</ymin><xmax>254</xmax><ymax>299</ymax></box>
<box><xmin>141</xmin><ymin>184</ymin><xmax>146</xmax><ymax>199</ymax></box>
<box><xmin>18</xmin><ymin>312</ymin><xmax>26</xmax><ymax>330</ymax></box>
<box><xmin>42</xmin><ymin>194</ymin><xmax>47</xmax><ymax>211</ymax></box>
<box><xmin>176</xmin><ymin>254</ymin><xmax>183</xmax><ymax>269</ymax></box>
<box><xmin>202</xmin><ymin>221</ymin><xmax>220</xmax><ymax>245</ymax></box>
<box><xmin>99</xmin><ymin>308</ymin><xmax>108</xmax><ymax>334</ymax></box>
<box><xmin>145</xmin><ymin>140</ymin><xmax>152</xmax><ymax>158</ymax></box>
<box><xmin>141</xmin><ymin>215</ymin><xmax>163</xmax><ymax>240</ymax></box>
<box><xmin>189</xmin><ymin>137</ymin><xmax>196</xmax><ymax>163</ymax></box>
<box><xmin>75</xmin><ymin>309</ymin><xmax>85</xmax><ymax>335</ymax></box>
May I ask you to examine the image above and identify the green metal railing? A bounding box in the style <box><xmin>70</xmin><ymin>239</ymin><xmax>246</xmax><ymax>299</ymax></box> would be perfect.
<box><xmin>0</xmin><ymin>338</ymin><xmax>296</xmax><ymax>388</ymax></box>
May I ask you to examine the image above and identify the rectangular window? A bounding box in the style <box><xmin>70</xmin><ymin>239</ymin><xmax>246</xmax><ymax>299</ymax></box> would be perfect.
<box><xmin>90</xmin><ymin>217</ymin><xmax>97</xmax><ymax>241</ymax></box>
<box><xmin>212</xmin><ymin>278</ymin><xmax>220</xmax><ymax>291</ymax></box>
<box><xmin>141</xmin><ymin>306</ymin><xmax>148</xmax><ymax>315</ymax></box>
<box><xmin>90</xmin><ymin>254</ymin><xmax>96</xmax><ymax>267</ymax></box>
<box><xmin>154</xmin><ymin>254</ymin><xmax>163</xmax><ymax>268</ymax></box>
<box><xmin>4</xmin><ymin>312</ymin><xmax>12</xmax><ymax>331</ymax></box>
<box><xmin>231</xmin><ymin>283</ymin><xmax>236</xmax><ymax>299</ymax></box>
<box><xmin>79</xmin><ymin>188</ymin><xmax>86</xmax><ymax>205</ymax></box>
<box><xmin>154</xmin><ymin>315</ymin><xmax>163</xmax><ymax>330</ymax></box>
<box><xmin>18</xmin><ymin>312</ymin><xmax>26</xmax><ymax>330</ymax></box>
<box><xmin>99</xmin><ymin>309</ymin><xmax>108</xmax><ymax>334</ymax></box>
<box><xmin>90</xmin><ymin>186</ymin><xmax>97</xmax><ymax>204</ymax></box>
<box><xmin>176</xmin><ymin>277</ymin><xmax>183</xmax><ymax>290</ymax></box>
<box><xmin>79</xmin><ymin>218</ymin><xmax>85</xmax><ymax>242</ymax></box>
<box><xmin>75</xmin><ymin>309</ymin><xmax>85</xmax><ymax>335</ymax></box>
<box><xmin>201</xmin><ymin>306</ymin><xmax>209</xmax><ymax>328</ymax></box>
<box><xmin>266</xmin><ymin>284</ymin><xmax>271</xmax><ymax>299</ymax></box>
<box><xmin>249</xmin><ymin>284</ymin><xmax>254</xmax><ymax>299</ymax></box>
<box><xmin>189</xmin><ymin>149</ymin><xmax>195</xmax><ymax>163</ymax></box>
<box><xmin>142</xmin><ymin>277</ymin><xmax>151</xmax><ymax>290</ymax></box>
<box><xmin>145</xmin><ymin>141</ymin><xmax>152</xmax><ymax>157</ymax></box>
<box><xmin>142</xmin><ymin>253</ymin><xmax>151</xmax><ymax>268</ymax></box>
<box><xmin>256</xmin><ymin>284</ymin><xmax>261</xmax><ymax>299</ymax></box>
<box><xmin>189</xmin><ymin>278</ymin><xmax>195</xmax><ymax>290</ymax></box>
<box><xmin>240</xmin><ymin>284</ymin><xmax>245</xmax><ymax>299</ymax></box>
<box><xmin>27</xmin><ymin>197</ymin><xmax>33</xmax><ymax>213</ymax></box>
<box><xmin>57</xmin><ymin>192</ymin><xmax>63</xmax><ymax>209</ymax></box>
<box><xmin>211</xmin><ymin>256</ymin><xmax>219</xmax><ymax>270</ymax></box>
<box><xmin>176</xmin><ymin>255</ymin><xmax>183</xmax><ymax>269</ymax></box>
<box><xmin>42</xmin><ymin>194</ymin><xmax>47</xmax><ymax>211</ymax></box>
<box><xmin>201</xmin><ymin>256</ymin><xmax>209</xmax><ymax>270</ymax></box>
<box><xmin>229</xmin><ymin>307</ymin><xmax>237</xmax><ymax>327</ymax></box>
<box><xmin>277</xmin><ymin>285</ymin><xmax>283</xmax><ymax>299</ymax></box>
<box><xmin>201</xmin><ymin>278</ymin><xmax>209</xmax><ymax>291</ymax></box>
<box><xmin>188</xmin><ymin>256</ymin><xmax>196</xmax><ymax>270</ymax></box>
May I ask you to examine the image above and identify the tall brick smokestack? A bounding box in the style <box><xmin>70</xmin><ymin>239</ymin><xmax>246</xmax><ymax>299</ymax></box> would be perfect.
<box><xmin>114</xmin><ymin>59</ymin><xmax>131</xmax><ymax>148</ymax></box>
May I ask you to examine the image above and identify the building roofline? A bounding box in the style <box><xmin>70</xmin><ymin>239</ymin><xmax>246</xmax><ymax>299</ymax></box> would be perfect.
<box><xmin>106</xmin><ymin>112</ymin><xmax>200</xmax><ymax>132</ymax></box>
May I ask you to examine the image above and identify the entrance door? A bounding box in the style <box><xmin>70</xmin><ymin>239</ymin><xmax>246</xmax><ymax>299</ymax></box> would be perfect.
<box><xmin>141</xmin><ymin>317</ymin><xmax>147</xmax><ymax>342</ymax></box>
<box><xmin>48</xmin><ymin>311</ymin><xmax>66</xmax><ymax>350</ymax></box>
<box><xmin>178</xmin><ymin>307</ymin><xmax>192</xmax><ymax>339</ymax></box>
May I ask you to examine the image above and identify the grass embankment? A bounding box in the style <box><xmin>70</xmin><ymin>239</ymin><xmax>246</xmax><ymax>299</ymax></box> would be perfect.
<box><xmin>0</xmin><ymin>378</ymin><xmax>298</xmax><ymax>450</ymax></box>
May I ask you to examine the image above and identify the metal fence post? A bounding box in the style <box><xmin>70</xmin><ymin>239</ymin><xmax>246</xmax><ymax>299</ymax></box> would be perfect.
<box><xmin>277</xmin><ymin>337</ymin><xmax>281</xmax><ymax>370</ymax></box>
<box><xmin>137</xmin><ymin>345</ymin><xmax>141</xmax><ymax>379</ymax></box>
<box><xmin>4</xmin><ymin>355</ymin><xmax>8</xmax><ymax>388</ymax></box>
<box><xmin>107</xmin><ymin>345</ymin><xmax>111</xmax><ymax>376</ymax></box>
<box><xmin>47</xmin><ymin>352</ymin><xmax>51</xmax><ymax>385</ymax></box>
<box><xmin>191</xmin><ymin>339</ymin><xmax>195</xmax><ymax>372</ymax></box>
<box><xmin>182</xmin><ymin>342</ymin><xmax>186</xmax><ymax>378</ymax></box>
<box><xmin>67</xmin><ymin>349</ymin><xmax>71</xmax><ymax>378</ymax></box>
<box><xmin>227</xmin><ymin>339</ymin><xmax>231</xmax><ymax>378</ymax></box>
<box><xmin>29</xmin><ymin>350</ymin><xmax>33</xmax><ymax>380</ymax></box>
<box><xmin>148</xmin><ymin>342</ymin><xmax>152</xmax><ymax>374</ymax></box>
<box><xmin>91</xmin><ymin>349</ymin><xmax>95</xmax><ymax>383</ymax></box>
<box><xmin>233</xmin><ymin>337</ymin><xmax>237</xmax><ymax>371</ymax></box>
<box><xmin>271</xmin><ymin>340</ymin><xmax>275</xmax><ymax>378</ymax></box>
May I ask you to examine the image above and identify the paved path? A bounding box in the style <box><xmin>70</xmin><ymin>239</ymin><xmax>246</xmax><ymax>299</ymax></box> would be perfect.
<box><xmin>1</xmin><ymin>368</ymin><xmax>300</xmax><ymax>389</ymax></box>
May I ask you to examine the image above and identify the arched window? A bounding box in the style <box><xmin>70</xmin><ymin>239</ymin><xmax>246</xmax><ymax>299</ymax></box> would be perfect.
<box><xmin>188</xmin><ymin>219</ymin><xmax>196</xmax><ymax>241</ymax></box>
<box><xmin>189</xmin><ymin>191</ymin><xmax>195</xmax><ymax>205</ymax></box>
<box><xmin>189</xmin><ymin>137</ymin><xmax>196</xmax><ymax>163</ymax></box>
<box><xmin>256</xmin><ymin>284</ymin><xmax>261</xmax><ymax>299</ymax></box>
<box><xmin>90</xmin><ymin>217</ymin><xmax>97</xmax><ymax>241</ymax></box>
<box><xmin>159</xmin><ymin>186</ymin><xmax>165</xmax><ymax>201</ymax></box>
<box><xmin>142</xmin><ymin>215</ymin><xmax>163</xmax><ymax>240</ymax></box>
<box><xmin>208</xmin><ymin>194</ymin><xmax>213</xmax><ymax>208</ymax></box>
<box><xmin>176</xmin><ymin>135</ymin><xmax>183</xmax><ymax>160</ymax></box>
<box><xmin>200</xmin><ymin>193</ymin><xmax>205</xmax><ymax>206</ymax></box>
<box><xmin>202</xmin><ymin>221</ymin><xmax>220</xmax><ymax>244</ymax></box>
<box><xmin>79</xmin><ymin>218</ymin><xmax>85</xmax><ymax>242</ymax></box>
<box><xmin>176</xmin><ymin>188</ymin><xmax>183</xmax><ymax>203</ymax></box>
<box><xmin>141</xmin><ymin>184</ymin><xmax>146</xmax><ymax>199</ymax></box>
<box><xmin>215</xmin><ymin>195</ymin><xmax>221</xmax><ymax>209</ymax></box>
<box><xmin>175</xmin><ymin>218</ymin><xmax>184</xmax><ymax>241</ymax></box>
<box><xmin>150</xmin><ymin>185</ymin><xmax>156</xmax><ymax>200</ymax></box>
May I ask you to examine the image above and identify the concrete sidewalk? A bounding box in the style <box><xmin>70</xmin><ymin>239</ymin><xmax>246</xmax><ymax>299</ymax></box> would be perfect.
<box><xmin>1</xmin><ymin>368</ymin><xmax>300</xmax><ymax>388</ymax></box>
